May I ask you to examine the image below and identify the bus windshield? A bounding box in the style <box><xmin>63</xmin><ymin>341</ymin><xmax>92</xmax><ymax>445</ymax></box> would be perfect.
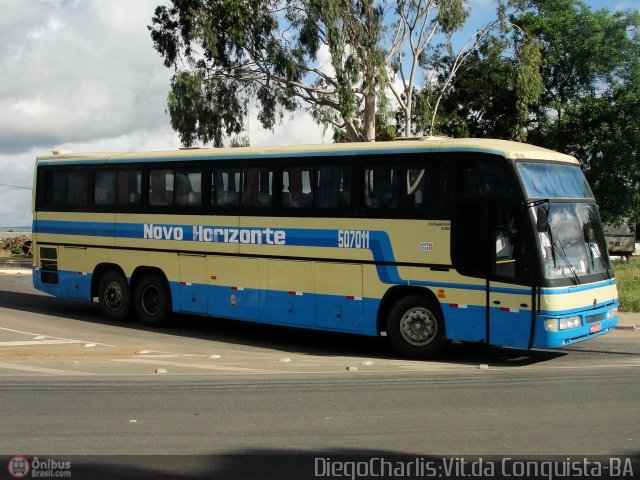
<box><xmin>517</xmin><ymin>161</ymin><xmax>611</xmax><ymax>282</ymax></box>
<box><xmin>517</xmin><ymin>162</ymin><xmax>593</xmax><ymax>199</ymax></box>
<box><xmin>536</xmin><ymin>202</ymin><xmax>611</xmax><ymax>281</ymax></box>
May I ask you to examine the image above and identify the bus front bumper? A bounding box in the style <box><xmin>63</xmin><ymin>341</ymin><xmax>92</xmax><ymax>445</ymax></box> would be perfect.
<box><xmin>532</xmin><ymin>303</ymin><xmax>619</xmax><ymax>349</ymax></box>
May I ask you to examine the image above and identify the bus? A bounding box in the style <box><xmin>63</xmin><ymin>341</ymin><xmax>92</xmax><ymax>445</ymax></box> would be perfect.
<box><xmin>31</xmin><ymin>138</ymin><xmax>619</xmax><ymax>358</ymax></box>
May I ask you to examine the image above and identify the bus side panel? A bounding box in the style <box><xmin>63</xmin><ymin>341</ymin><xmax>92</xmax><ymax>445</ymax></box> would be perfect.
<box><xmin>314</xmin><ymin>262</ymin><xmax>364</xmax><ymax>333</ymax></box>
<box><xmin>177</xmin><ymin>254</ymin><xmax>208</xmax><ymax>314</ymax></box>
<box><xmin>265</xmin><ymin>259</ymin><xmax>315</xmax><ymax>327</ymax></box>
<box><xmin>441</xmin><ymin>302</ymin><xmax>486</xmax><ymax>343</ymax></box>
<box><xmin>206</xmin><ymin>256</ymin><xmax>260</xmax><ymax>321</ymax></box>
<box><xmin>58</xmin><ymin>245</ymin><xmax>91</xmax><ymax>300</ymax></box>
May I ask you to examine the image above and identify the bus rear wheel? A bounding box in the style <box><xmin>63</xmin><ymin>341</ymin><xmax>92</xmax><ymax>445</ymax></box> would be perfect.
<box><xmin>387</xmin><ymin>295</ymin><xmax>447</xmax><ymax>358</ymax></box>
<box><xmin>98</xmin><ymin>270</ymin><xmax>131</xmax><ymax>321</ymax></box>
<box><xmin>133</xmin><ymin>273</ymin><xmax>172</xmax><ymax>327</ymax></box>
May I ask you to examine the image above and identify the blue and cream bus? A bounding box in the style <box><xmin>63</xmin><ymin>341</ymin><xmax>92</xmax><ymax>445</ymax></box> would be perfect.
<box><xmin>32</xmin><ymin>138</ymin><xmax>619</xmax><ymax>357</ymax></box>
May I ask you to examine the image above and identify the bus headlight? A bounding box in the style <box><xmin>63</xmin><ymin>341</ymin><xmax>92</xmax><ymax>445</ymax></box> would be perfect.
<box><xmin>559</xmin><ymin>316</ymin><xmax>582</xmax><ymax>330</ymax></box>
<box><xmin>606</xmin><ymin>307</ymin><xmax>618</xmax><ymax>320</ymax></box>
<box><xmin>544</xmin><ymin>319</ymin><xmax>559</xmax><ymax>332</ymax></box>
<box><xmin>545</xmin><ymin>316</ymin><xmax>583</xmax><ymax>332</ymax></box>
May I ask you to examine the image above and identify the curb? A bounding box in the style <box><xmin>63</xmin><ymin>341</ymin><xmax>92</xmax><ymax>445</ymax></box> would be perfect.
<box><xmin>616</xmin><ymin>324</ymin><xmax>638</xmax><ymax>331</ymax></box>
<box><xmin>0</xmin><ymin>269</ymin><xmax>31</xmax><ymax>275</ymax></box>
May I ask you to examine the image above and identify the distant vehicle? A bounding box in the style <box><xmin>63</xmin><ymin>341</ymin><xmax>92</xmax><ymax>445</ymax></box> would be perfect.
<box><xmin>604</xmin><ymin>222</ymin><xmax>636</xmax><ymax>260</ymax></box>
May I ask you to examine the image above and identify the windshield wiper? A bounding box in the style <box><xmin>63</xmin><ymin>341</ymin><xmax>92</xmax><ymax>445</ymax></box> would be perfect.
<box><xmin>527</xmin><ymin>199</ymin><xmax>579</xmax><ymax>284</ymax></box>
<box><xmin>547</xmin><ymin>216</ymin><xmax>580</xmax><ymax>285</ymax></box>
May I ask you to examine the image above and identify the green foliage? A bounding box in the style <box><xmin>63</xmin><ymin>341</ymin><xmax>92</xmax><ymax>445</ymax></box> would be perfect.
<box><xmin>523</xmin><ymin>1</ymin><xmax>640</xmax><ymax>224</ymax></box>
<box><xmin>431</xmin><ymin>0</ymin><xmax>640</xmax><ymax>223</ymax></box>
<box><xmin>151</xmin><ymin>0</ymin><xmax>492</xmax><ymax>144</ymax></box>
<box><xmin>150</xmin><ymin>0</ymin><xmax>390</xmax><ymax>145</ymax></box>
<box><xmin>10</xmin><ymin>247</ymin><xmax>23</xmax><ymax>255</ymax></box>
<box><xmin>429</xmin><ymin>35</ymin><xmax>528</xmax><ymax>139</ymax></box>
<box><xmin>613</xmin><ymin>257</ymin><xmax>640</xmax><ymax>312</ymax></box>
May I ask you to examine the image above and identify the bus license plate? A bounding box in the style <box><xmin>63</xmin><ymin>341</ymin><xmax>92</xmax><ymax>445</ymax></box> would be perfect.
<box><xmin>589</xmin><ymin>323</ymin><xmax>602</xmax><ymax>334</ymax></box>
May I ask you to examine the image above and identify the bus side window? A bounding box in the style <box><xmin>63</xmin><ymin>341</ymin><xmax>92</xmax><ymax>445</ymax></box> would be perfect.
<box><xmin>44</xmin><ymin>171</ymin><xmax>67</xmax><ymax>206</ymax></box>
<box><xmin>43</xmin><ymin>170</ymin><xmax>89</xmax><ymax>208</ymax></box>
<box><xmin>117</xmin><ymin>170</ymin><xmax>142</xmax><ymax>206</ymax></box>
<box><xmin>316</xmin><ymin>166</ymin><xmax>351</xmax><ymax>208</ymax></box>
<box><xmin>95</xmin><ymin>170</ymin><xmax>116</xmax><ymax>206</ymax></box>
<box><xmin>213</xmin><ymin>169</ymin><xmax>241</xmax><ymax>206</ymax></box>
<box><xmin>66</xmin><ymin>171</ymin><xmax>89</xmax><ymax>207</ymax></box>
<box><xmin>282</xmin><ymin>167</ymin><xmax>313</xmax><ymax>208</ymax></box>
<box><xmin>175</xmin><ymin>171</ymin><xmax>202</xmax><ymax>206</ymax></box>
<box><xmin>492</xmin><ymin>206</ymin><xmax>531</xmax><ymax>282</ymax></box>
<box><xmin>149</xmin><ymin>170</ymin><xmax>174</xmax><ymax>206</ymax></box>
<box><xmin>363</xmin><ymin>164</ymin><xmax>398</xmax><ymax>209</ymax></box>
<box><xmin>242</xmin><ymin>168</ymin><xmax>273</xmax><ymax>207</ymax></box>
<box><xmin>458</xmin><ymin>159</ymin><xmax>512</xmax><ymax>197</ymax></box>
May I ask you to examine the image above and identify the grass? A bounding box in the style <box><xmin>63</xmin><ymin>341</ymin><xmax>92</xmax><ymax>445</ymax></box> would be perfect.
<box><xmin>613</xmin><ymin>256</ymin><xmax>640</xmax><ymax>312</ymax></box>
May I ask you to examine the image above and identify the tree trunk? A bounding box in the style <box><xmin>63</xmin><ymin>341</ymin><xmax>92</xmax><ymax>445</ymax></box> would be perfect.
<box><xmin>363</xmin><ymin>89</ymin><xmax>376</xmax><ymax>141</ymax></box>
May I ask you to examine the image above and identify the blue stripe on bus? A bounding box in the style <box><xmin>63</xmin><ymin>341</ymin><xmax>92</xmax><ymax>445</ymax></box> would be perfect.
<box><xmin>33</xmin><ymin>219</ymin><xmax>536</xmax><ymax>295</ymax></box>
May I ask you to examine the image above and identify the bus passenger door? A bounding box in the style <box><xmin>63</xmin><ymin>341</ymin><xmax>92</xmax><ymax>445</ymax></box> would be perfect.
<box><xmin>450</xmin><ymin>200</ymin><xmax>489</xmax><ymax>343</ymax></box>
<box><xmin>488</xmin><ymin>203</ymin><xmax>534</xmax><ymax>348</ymax></box>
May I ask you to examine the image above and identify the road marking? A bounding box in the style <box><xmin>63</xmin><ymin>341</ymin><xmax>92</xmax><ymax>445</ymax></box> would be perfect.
<box><xmin>0</xmin><ymin>339</ymin><xmax>81</xmax><ymax>347</ymax></box>
<box><xmin>0</xmin><ymin>326</ymin><xmax>114</xmax><ymax>347</ymax></box>
<box><xmin>0</xmin><ymin>361</ymin><xmax>95</xmax><ymax>376</ymax></box>
<box><xmin>113</xmin><ymin>358</ymin><xmax>280</xmax><ymax>373</ymax></box>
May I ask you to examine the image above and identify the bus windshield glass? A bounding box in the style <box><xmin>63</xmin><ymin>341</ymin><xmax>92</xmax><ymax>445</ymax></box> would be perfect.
<box><xmin>517</xmin><ymin>161</ymin><xmax>611</xmax><ymax>282</ymax></box>
<box><xmin>536</xmin><ymin>203</ymin><xmax>611</xmax><ymax>281</ymax></box>
<box><xmin>517</xmin><ymin>162</ymin><xmax>593</xmax><ymax>199</ymax></box>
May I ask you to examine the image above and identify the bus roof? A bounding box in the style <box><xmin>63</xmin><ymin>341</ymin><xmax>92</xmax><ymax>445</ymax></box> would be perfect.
<box><xmin>36</xmin><ymin>137</ymin><xmax>578</xmax><ymax>165</ymax></box>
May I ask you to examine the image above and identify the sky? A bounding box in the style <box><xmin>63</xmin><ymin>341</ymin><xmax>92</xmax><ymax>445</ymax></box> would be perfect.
<box><xmin>0</xmin><ymin>0</ymin><xmax>638</xmax><ymax>227</ymax></box>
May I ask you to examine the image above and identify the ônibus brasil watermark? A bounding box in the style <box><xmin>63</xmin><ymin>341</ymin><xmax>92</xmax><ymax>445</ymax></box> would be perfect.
<box><xmin>7</xmin><ymin>457</ymin><xmax>71</xmax><ymax>479</ymax></box>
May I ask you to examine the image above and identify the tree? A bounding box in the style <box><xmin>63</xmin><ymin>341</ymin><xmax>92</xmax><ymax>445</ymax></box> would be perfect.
<box><xmin>417</xmin><ymin>2</ymin><xmax>543</xmax><ymax>140</ymax></box>
<box><xmin>522</xmin><ymin>0</ymin><xmax>640</xmax><ymax>224</ymax></box>
<box><xmin>547</xmin><ymin>87</ymin><xmax>640</xmax><ymax>224</ymax></box>
<box><xmin>150</xmin><ymin>0</ymin><xmax>386</xmax><ymax>146</ymax></box>
<box><xmin>149</xmin><ymin>0</ymin><xmax>510</xmax><ymax>146</ymax></box>
<box><xmin>430</xmin><ymin>0</ymin><xmax>640</xmax><ymax>223</ymax></box>
<box><xmin>421</xmin><ymin>34</ymin><xmax>541</xmax><ymax>139</ymax></box>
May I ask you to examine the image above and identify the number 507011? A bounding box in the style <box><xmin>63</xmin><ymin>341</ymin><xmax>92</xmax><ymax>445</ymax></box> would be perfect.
<box><xmin>338</xmin><ymin>230</ymin><xmax>370</xmax><ymax>249</ymax></box>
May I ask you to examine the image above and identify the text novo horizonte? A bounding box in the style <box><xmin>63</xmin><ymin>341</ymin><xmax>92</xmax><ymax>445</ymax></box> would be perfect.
<box><xmin>143</xmin><ymin>224</ymin><xmax>286</xmax><ymax>245</ymax></box>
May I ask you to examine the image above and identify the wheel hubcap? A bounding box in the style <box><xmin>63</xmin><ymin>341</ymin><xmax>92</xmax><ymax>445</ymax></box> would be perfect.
<box><xmin>104</xmin><ymin>281</ymin><xmax>123</xmax><ymax>311</ymax></box>
<box><xmin>141</xmin><ymin>285</ymin><xmax>162</xmax><ymax>317</ymax></box>
<box><xmin>399</xmin><ymin>307</ymin><xmax>437</xmax><ymax>346</ymax></box>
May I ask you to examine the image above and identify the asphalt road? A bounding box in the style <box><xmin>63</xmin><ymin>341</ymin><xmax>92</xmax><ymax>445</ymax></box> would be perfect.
<box><xmin>0</xmin><ymin>273</ymin><xmax>638</xmax><ymax>479</ymax></box>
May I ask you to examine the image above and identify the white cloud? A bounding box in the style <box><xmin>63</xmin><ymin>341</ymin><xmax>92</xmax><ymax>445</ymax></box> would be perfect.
<box><xmin>0</xmin><ymin>0</ymin><xmax>326</xmax><ymax>226</ymax></box>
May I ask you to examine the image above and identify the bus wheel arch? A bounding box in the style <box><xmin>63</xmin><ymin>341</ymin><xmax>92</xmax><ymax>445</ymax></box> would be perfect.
<box><xmin>94</xmin><ymin>265</ymin><xmax>132</xmax><ymax>321</ymax></box>
<box><xmin>380</xmin><ymin>288</ymin><xmax>448</xmax><ymax>358</ymax></box>
<box><xmin>131</xmin><ymin>268</ymin><xmax>173</xmax><ymax>327</ymax></box>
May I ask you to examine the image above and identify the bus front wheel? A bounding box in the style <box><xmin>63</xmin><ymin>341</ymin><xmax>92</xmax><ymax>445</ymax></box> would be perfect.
<box><xmin>98</xmin><ymin>270</ymin><xmax>132</xmax><ymax>321</ymax></box>
<box><xmin>133</xmin><ymin>273</ymin><xmax>172</xmax><ymax>327</ymax></box>
<box><xmin>387</xmin><ymin>295</ymin><xmax>447</xmax><ymax>358</ymax></box>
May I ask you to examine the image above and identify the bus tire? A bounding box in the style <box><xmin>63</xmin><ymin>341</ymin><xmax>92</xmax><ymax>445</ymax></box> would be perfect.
<box><xmin>387</xmin><ymin>295</ymin><xmax>447</xmax><ymax>358</ymax></box>
<box><xmin>98</xmin><ymin>270</ymin><xmax>132</xmax><ymax>321</ymax></box>
<box><xmin>133</xmin><ymin>273</ymin><xmax>172</xmax><ymax>327</ymax></box>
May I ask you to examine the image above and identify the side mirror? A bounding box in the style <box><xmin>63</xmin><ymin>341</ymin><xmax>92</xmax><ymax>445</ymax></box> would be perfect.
<box><xmin>536</xmin><ymin>207</ymin><xmax>549</xmax><ymax>233</ymax></box>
